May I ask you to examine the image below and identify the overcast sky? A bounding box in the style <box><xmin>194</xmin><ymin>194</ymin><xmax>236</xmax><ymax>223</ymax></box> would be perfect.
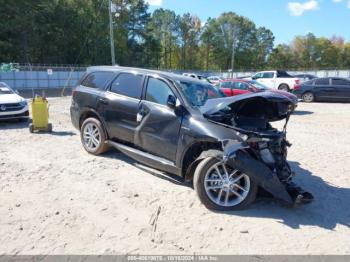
<box><xmin>146</xmin><ymin>0</ymin><xmax>350</xmax><ymax>45</ymax></box>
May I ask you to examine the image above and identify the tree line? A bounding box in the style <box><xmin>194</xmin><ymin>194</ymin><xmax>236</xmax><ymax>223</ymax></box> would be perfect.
<box><xmin>0</xmin><ymin>0</ymin><xmax>349</xmax><ymax>71</ymax></box>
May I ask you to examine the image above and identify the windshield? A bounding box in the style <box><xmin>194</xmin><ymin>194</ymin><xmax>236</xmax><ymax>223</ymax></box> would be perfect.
<box><xmin>248</xmin><ymin>80</ymin><xmax>269</xmax><ymax>90</ymax></box>
<box><xmin>178</xmin><ymin>80</ymin><xmax>225</xmax><ymax>107</ymax></box>
<box><xmin>0</xmin><ymin>87</ymin><xmax>13</xmax><ymax>95</ymax></box>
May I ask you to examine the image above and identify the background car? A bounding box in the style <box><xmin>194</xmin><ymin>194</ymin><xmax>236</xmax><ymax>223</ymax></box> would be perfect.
<box><xmin>248</xmin><ymin>70</ymin><xmax>300</xmax><ymax>92</ymax></box>
<box><xmin>293</xmin><ymin>77</ymin><xmax>350</xmax><ymax>102</ymax></box>
<box><xmin>293</xmin><ymin>73</ymin><xmax>318</xmax><ymax>83</ymax></box>
<box><xmin>0</xmin><ymin>82</ymin><xmax>29</xmax><ymax>120</ymax></box>
<box><xmin>207</xmin><ymin>76</ymin><xmax>223</xmax><ymax>85</ymax></box>
<box><xmin>216</xmin><ymin>79</ymin><xmax>298</xmax><ymax>104</ymax></box>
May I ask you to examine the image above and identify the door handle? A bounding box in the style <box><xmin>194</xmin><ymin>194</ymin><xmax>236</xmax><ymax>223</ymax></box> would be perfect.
<box><xmin>98</xmin><ymin>98</ymin><xmax>109</xmax><ymax>105</ymax></box>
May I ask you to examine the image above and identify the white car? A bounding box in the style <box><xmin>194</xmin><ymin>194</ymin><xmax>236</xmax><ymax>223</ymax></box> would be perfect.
<box><xmin>249</xmin><ymin>70</ymin><xmax>300</xmax><ymax>91</ymax></box>
<box><xmin>0</xmin><ymin>82</ymin><xmax>29</xmax><ymax>120</ymax></box>
<box><xmin>207</xmin><ymin>76</ymin><xmax>223</xmax><ymax>85</ymax></box>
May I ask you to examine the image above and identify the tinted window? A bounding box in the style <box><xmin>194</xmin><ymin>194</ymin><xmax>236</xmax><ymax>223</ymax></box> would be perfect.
<box><xmin>81</xmin><ymin>72</ymin><xmax>114</xmax><ymax>89</ymax></box>
<box><xmin>254</xmin><ymin>73</ymin><xmax>263</xmax><ymax>79</ymax></box>
<box><xmin>332</xmin><ymin>78</ymin><xmax>349</xmax><ymax>86</ymax></box>
<box><xmin>110</xmin><ymin>73</ymin><xmax>143</xmax><ymax>99</ymax></box>
<box><xmin>233</xmin><ymin>82</ymin><xmax>249</xmax><ymax>90</ymax></box>
<box><xmin>262</xmin><ymin>72</ymin><xmax>274</xmax><ymax>78</ymax></box>
<box><xmin>221</xmin><ymin>82</ymin><xmax>234</xmax><ymax>88</ymax></box>
<box><xmin>304</xmin><ymin>80</ymin><xmax>315</xmax><ymax>86</ymax></box>
<box><xmin>315</xmin><ymin>78</ymin><xmax>330</xmax><ymax>86</ymax></box>
<box><xmin>146</xmin><ymin>78</ymin><xmax>174</xmax><ymax>105</ymax></box>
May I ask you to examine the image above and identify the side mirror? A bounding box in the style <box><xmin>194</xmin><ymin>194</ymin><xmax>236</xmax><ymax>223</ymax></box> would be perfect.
<box><xmin>252</xmin><ymin>76</ymin><xmax>256</xmax><ymax>80</ymax></box>
<box><xmin>167</xmin><ymin>95</ymin><xmax>177</xmax><ymax>109</ymax></box>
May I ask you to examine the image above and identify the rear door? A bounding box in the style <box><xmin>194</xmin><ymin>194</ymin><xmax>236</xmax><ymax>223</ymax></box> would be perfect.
<box><xmin>134</xmin><ymin>76</ymin><xmax>183</xmax><ymax>161</ymax></box>
<box><xmin>331</xmin><ymin>78</ymin><xmax>350</xmax><ymax>101</ymax></box>
<box><xmin>98</xmin><ymin>72</ymin><xmax>145</xmax><ymax>144</ymax></box>
<box><xmin>314</xmin><ymin>78</ymin><xmax>334</xmax><ymax>100</ymax></box>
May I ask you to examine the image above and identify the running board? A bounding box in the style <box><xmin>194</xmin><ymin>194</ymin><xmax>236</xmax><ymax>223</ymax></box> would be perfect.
<box><xmin>106</xmin><ymin>140</ymin><xmax>176</xmax><ymax>168</ymax></box>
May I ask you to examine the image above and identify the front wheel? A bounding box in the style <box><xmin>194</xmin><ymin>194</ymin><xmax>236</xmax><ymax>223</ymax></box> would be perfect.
<box><xmin>193</xmin><ymin>157</ymin><xmax>258</xmax><ymax>211</ymax></box>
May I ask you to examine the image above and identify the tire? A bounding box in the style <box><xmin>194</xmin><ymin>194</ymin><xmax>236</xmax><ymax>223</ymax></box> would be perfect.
<box><xmin>80</xmin><ymin>117</ymin><xmax>109</xmax><ymax>155</ymax></box>
<box><xmin>47</xmin><ymin>123</ymin><xmax>53</xmax><ymax>133</ymax></box>
<box><xmin>193</xmin><ymin>156</ymin><xmax>258</xmax><ymax>211</ymax></box>
<box><xmin>29</xmin><ymin>123</ymin><xmax>34</xmax><ymax>133</ymax></box>
<box><xmin>302</xmin><ymin>92</ymin><xmax>314</xmax><ymax>103</ymax></box>
<box><xmin>278</xmin><ymin>84</ymin><xmax>290</xmax><ymax>92</ymax></box>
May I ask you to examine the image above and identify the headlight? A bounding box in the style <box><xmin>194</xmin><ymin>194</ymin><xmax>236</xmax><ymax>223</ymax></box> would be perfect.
<box><xmin>19</xmin><ymin>100</ymin><xmax>28</xmax><ymax>107</ymax></box>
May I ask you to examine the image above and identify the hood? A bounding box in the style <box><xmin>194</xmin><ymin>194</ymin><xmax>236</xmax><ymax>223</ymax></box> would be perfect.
<box><xmin>201</xmin><ymin>91</ymin><xmax>295</xmax><ymax>122</ymax></box>
<box><xmin>0</xmin><ymin>93</ymin><xmax>24</xmax><ymax>104</ymax></box>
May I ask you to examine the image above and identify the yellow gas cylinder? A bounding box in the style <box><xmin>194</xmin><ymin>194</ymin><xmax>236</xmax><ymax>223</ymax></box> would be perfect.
<box><xmin>29</xmin><ymin>96</ymin><xmax>52</xmax><ymax>133</ymax></box>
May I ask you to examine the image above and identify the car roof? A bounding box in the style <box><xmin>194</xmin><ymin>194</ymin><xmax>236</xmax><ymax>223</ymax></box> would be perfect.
<box><xmin>220</xmin><ymin>79</ymin><xmax>249</xmax><ymax>83</ymax></box>
<box><xmin>87</xmin><ymin>66</ymin><xmax>206</xmax><ymax>85</ymax></box>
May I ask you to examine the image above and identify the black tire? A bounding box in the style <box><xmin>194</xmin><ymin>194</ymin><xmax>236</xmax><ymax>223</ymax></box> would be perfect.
<box><xmin>29</xmin><ymin>123</ymin><xmax>34</xmax><ymax>133</ymax></box>
<box><xmin>278</xmin><ymin>84</ymin><xmax>290</xmax><ymax>92</ymax></box>
<box><xmin>193</xmin><ymin>156</ymin><xmax>258</xmax><ymax>211</ymax></box>
<box><xmin>47</xmin><ymin>123</ymin><xmax>53</xmax><ymax>133</ymax></box>
<box><xmin>80</xmin><ymin>117</ymin><xmax>109</xmax><ymax>155</ymax></box>
<box><xmin>302</xmin><ymin>92</ymin><xmax>314</xmax><ymax>103</ymax></box>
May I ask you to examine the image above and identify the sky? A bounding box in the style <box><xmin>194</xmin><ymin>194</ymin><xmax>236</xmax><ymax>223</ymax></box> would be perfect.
<box><xmin>145</xmin><ymin>0</ymin><xmax>350</xmax><ymax>46</ymax></box>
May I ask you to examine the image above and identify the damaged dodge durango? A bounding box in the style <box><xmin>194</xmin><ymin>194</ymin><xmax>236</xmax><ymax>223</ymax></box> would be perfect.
<box><xmin>71</xmin><ymin>66</ymin><xmax>313</xmax><ymax>211</ymax></box>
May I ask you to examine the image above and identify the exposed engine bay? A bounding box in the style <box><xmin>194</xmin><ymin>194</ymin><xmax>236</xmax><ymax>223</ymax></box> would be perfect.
<box><xmin>203</xmin><ymin>93</ymin><xmax>314</xmax><ymax>205</ymax></box>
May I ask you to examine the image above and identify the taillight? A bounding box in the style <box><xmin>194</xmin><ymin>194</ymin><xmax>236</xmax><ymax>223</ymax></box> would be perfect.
<box><xmin>294</xmin><ymin>79</ymin><xmax>300</xmax><ymax>90</ymax></box>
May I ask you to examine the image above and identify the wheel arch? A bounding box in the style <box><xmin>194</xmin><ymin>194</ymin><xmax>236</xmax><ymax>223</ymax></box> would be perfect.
<box><xmin>278</xmin><ymin>83</ymin><xmax>290</xmax><ymax>90</ymax></box>
<box><xmin>79</xmin><ymin>108</ymin><xmax>109</xmax><ymax>139</ymax></box>
<box><xmin>181</xmin><ymin>141</ymin><xmax>222</xmax><ymax>181</ymax></box>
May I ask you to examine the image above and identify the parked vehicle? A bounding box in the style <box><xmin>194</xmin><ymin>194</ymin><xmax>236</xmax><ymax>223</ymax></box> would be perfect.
<box><xmin>207</xmin><ymin>76</ymin><xmax>223</xmax><ymax>85</ymax></box>
<box><xmin>216</xmin><ymin>79</ymin><xmax>298</xmax><ymax>104</ymax></box>
<box><xmin>249</xmin><ymin>70</ymin><xmax>300</xmax><ymax>92</ymax></box>
<box><xmin>0</xmin><ymin>82</ymin><xmax>29</xmax><ymax>120</ymax></box>
<box><xmin>293</xmin><ymin>77</ymin><xmax>350</xmax><ymax>102</ymax></box>
<box><xmin>71</xmin><ymin>66</ymin><xmax>312</xmax><ymax>211</ymax></box>
<box><xmin>293</xmin><ymin>73</ymin><xmax>317</xmax><ymax>83</ymax></box>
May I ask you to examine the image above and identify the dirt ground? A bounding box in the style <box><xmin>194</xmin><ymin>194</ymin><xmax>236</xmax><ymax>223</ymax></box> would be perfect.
<box><xmin>0</xmin><ymin>97</ymin><xmax>349</xmax><ymax>255</ymax></box>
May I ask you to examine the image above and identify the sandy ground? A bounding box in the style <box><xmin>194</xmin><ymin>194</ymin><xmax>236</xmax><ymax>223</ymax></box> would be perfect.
<box><xmin>0</xmin><ymin>97</ymin><xmax>349</xmax><ymax>255</ymax></box>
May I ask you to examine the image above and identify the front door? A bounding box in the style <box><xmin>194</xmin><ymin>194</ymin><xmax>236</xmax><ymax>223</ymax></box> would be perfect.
<box><xmin>331</xmin><ymin>78</ymin><xmax>350</xmax><ymax>101</ymax></box>
<box><xmin>134</xmin><ymin>76</ymin><xmax>183</xmax><ymax>162</ymax></box>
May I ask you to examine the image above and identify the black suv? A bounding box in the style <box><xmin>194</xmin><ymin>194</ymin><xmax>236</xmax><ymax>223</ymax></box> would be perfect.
<box><xmin>71</xmin><ymin>66</ymin><xmax>313</xmax><ymax>211</ymax></box>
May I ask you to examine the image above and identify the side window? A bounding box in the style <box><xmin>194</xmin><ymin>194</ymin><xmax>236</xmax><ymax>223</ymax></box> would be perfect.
<box><xmin>315</xmin><ymin>78</ymin><xmax>329</xmax><ymax>86</ymax></box>
<box><xmin>81</xmin><ymin>72</ymin><xmax>115</xmax><ymax>89</ymax></box>
<box><xmin>146</xmin><ymin>77</ymin><xmax>174</xmax><ymax>106</ymax></box>
<box><xmin>262</xmin><ymin>72</ymin><xmax>274</xmax><ymax>78</ymax></box>
<box><xmin>332</xmin><ymin>78</ymin><xmax>349</xmax><ymax>86</ymax></box>
<box><xmin>110</xmin><ymin>73</ymin><xmax>143</xmax><ymax>99</ymax></box>
<box><xmin>254</xmin><ymin>73</ymin><xmax>263</xmax><ymax>79</ymax></box>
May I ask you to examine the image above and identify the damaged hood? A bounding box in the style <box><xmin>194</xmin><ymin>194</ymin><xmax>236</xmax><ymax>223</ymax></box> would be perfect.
<box><xmin>201</xmin><ymin>91</ymin><xmax>296</xmax><ymax>122</ymax></box>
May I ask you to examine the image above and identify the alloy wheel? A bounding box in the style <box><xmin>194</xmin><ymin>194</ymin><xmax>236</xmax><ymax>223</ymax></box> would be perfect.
<box><xmin>83</xmin><ymin>123</ymin><xmax>101</xmax><ymax>150</ymax></box>
<box><xmin>204</xmin><ymin>162</ymin><xmax>250</xmax><ymax>207</ymax></box>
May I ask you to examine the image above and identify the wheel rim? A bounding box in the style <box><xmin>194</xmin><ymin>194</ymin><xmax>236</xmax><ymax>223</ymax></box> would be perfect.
<box><xmin>83</xmin><ymin>123</ymin><xmax>101</xmax><ymax>150</ymax></box>
<box><xmin>303</xmin><ymin>93</ymin><xmax>313</xmax><ymax>102</ymax></box>
<box><xmin>204</xmin><ymin>162</ymin><xmax>250</xmax><ymax>207</ymax></box>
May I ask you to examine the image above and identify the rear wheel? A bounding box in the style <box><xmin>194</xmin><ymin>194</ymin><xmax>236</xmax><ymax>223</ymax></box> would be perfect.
<box><xmin>278</xmin><ymin>84</ymin><xmax>290</xmax><ymax>92</ymax></box>
<box><xmin>193</xmin><ymin>157</ymin><xmax>258</xmax><ymax>211</ymax></box>
<box><xmin>302</xmin><ymin>92</ymin><xmax>314</xmax><ymax>103</ymax></box>
<box><xmin>80</xmin><ymin>118</ymin><xmax>109</xmax><ymax>155</ymax></box>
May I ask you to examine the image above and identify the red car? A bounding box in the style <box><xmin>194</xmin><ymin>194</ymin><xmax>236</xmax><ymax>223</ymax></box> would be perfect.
<box><xmin>217</xmin><ymin>79</ymin><xmax>298</xmax><ymax>103</ymax></box>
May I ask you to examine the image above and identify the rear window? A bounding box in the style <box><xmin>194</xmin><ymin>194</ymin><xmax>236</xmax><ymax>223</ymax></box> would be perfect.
<box><xmin>81</xmin><ymin>72</ymin><xmax>115</xmax><ymax>89</ymax></box>
<box><xmin>315</xmin><ymin>78</ymin><xmax>329</xmax><ymax>86</ymax></box>
<box><xmin>332</xmin><ymin>78</ymin><xmax>349</xmax><ymax>86</ymax></box>
<box><xmin>110</xmin><ymin>73</ymin><xmax>143</xmax><ymax>99</ymax></box>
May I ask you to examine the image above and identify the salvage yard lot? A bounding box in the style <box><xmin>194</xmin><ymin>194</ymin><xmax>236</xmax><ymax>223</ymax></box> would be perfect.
<box><xmin>0</xmin><ymin>97</ymin><xmax>349</xmax><ymax>255</ymax></box>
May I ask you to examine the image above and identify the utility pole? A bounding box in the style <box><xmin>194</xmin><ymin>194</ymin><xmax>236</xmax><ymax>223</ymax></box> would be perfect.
<box><xmin>231</xmin><ymin>31</ymin><xmax>235</xmax><ymax>78</ymax></box>
<box><xmin>109</xmin><ymin>0</ymin><xmax>116</xmax><ymax>65</ymax></box>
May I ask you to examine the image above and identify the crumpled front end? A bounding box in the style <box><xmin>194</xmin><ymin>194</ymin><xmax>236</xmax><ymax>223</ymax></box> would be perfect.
<box><xmin>204</xmin><ymin>92</ymin><xmax>313</xmax><ymax>206</ymax></box>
